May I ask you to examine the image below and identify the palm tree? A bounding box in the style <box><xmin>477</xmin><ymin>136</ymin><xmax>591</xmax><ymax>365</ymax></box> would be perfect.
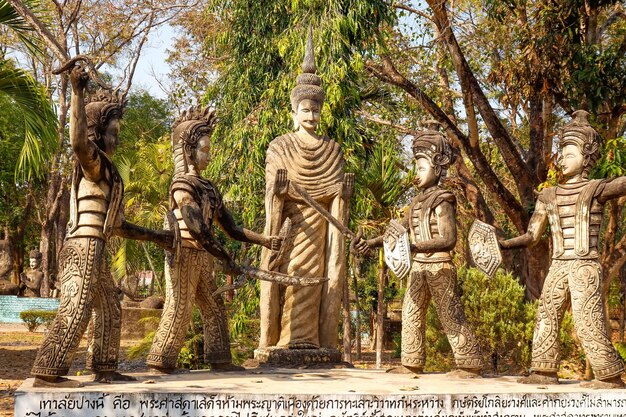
<box><xmin>0</xmin><ymin>0</ymin><xmax>58</xmax><ymax>181</ymax></box>
<box><xmin>353</xmin><ymin>137</ymin><xmax>413</xmax><ymax>368</ymax></box>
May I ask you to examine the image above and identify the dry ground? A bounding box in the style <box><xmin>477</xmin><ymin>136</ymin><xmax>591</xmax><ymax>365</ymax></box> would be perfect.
<box><xmin>0</xmin><ymin>325</ymin><xmax>402</xmax><ymax>417</ymax></box>
<box><xmin>0</xmin><ymin>325</ymin><xmax>151</xmax><ymax>417</ymax></box>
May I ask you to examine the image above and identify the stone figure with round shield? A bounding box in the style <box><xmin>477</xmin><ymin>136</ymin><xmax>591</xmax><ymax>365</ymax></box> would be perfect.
<box><xmin>499</xmin><ymin>110</ymin><xmax>626</xmax><ymax>388</ymax></box>
<box><xmin>354</xmin><ymin>121</ymin><xmax>483</xmax><ymax>376</ymax></box>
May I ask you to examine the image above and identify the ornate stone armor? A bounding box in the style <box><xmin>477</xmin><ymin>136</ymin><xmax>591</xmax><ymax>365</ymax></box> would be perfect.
<box><xmin>170</xmin><ymin>175</ymin><xmax>222</xmax><ymax>250</ymax></box>
<box><xmin>67</xmin><ymin>151</ymin><xmax>124</xmax><ymax>241</ymax></box>
<box><xmin>408</xmin><ymin>187</ymin><xmax>455</xmax><ymax>262</ymax></box>
<box><xmin>539</xmin><ymin>180</ymin><xmax>604</xmax><ymax>260</ymax></box>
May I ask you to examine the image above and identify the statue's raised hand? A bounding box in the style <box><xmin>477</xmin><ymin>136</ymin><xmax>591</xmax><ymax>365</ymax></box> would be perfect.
<box><xmin>274</xmin><ymin>169</ymin><xmax>290</xmax><ymax>197</ymax></box>
<box><xmin>69</xmin><ymin>62</ymin><xmax>89</xmax><ymax>90</ymax></box>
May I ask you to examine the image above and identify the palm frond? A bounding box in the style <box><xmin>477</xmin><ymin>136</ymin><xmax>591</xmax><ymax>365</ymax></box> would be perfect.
<box><xmin>0</xmin><ymin>62</ymin><xmax>58</xmax><ymax>180</ymax></box>
<box><xmin>0</xmin><ymin>0</ymin><xmax>49</xmax><ymax>58</ymax></box>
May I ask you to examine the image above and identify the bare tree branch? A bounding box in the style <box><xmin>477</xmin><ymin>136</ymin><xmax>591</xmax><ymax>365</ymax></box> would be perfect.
<box><xmin>427</xmin><ymin>0</ymin><xmax>535</xmax><ymax>204</ymax></box>
<box><xmin>366</xmin><ymin>56</ymin><xmax>528</xmax><ymax>231</ymax></box>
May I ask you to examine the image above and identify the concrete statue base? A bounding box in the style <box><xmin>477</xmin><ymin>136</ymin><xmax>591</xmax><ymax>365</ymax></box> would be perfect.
<box><xmin>254</xmin><ymin>347</ymin><xmax>343</xmax><ymax>366</ymax></box>
<box><xmin>15</xmin><ymin>369</ymin><xmax>626</xmax><ymax>417</ymax></box>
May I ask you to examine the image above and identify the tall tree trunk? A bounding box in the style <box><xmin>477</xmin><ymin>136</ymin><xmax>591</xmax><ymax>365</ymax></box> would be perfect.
<box><xmin>376</xmin><ymin>249</ymin><xmax>386</xmax><ymax>369</ymax></box>
<box><xmin>342</xmin><ymin>271</ymin><xmax>352</xmax><ymax>363</ymax></box>
<box><xmin>351</xmin><ymin>256</ymin><xmax>362</xmax><ymax>360</ymax></box>
<box><xmin>9</xmin><ymin>193</ymin><xmax>33</xmax><ymax>285</ymax></box>
<box><xmin>619</xmin><ymin>265</ymin><xmax>626</xmax><ymax>342</ymax></box>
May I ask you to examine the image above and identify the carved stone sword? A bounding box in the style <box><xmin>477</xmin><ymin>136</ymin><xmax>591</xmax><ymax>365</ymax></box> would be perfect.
<box><xmin>213</xmin><ymin>264</ymin><xmax>327</xmax><ymax>296</ymax></box>
<box><xmin>289</xmin><ymin>181</ymin><xmax>356</xmax><ymax>239</ymax></box>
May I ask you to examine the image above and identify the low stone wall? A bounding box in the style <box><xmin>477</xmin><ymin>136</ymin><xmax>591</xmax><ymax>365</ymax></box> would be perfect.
<box><xmin>0</xmin><ymin>295</ymin><xmax>59</xmax><ymax>323</ymax></box>
<box><xmin>120</xmin><ymin>307</ymin><xmax>162</xmax><ymax>340</ymax></box>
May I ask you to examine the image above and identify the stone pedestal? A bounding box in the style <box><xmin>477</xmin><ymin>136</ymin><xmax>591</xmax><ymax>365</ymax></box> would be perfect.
<box><xmin>254</xmin><ymin>346</ymin><xmax>342</xmax><ymax>366</ymax></box>
<box><xmin>14</xmin><ymin>369</ymin><xmax>626</xmax><ymax>417</ymax></box>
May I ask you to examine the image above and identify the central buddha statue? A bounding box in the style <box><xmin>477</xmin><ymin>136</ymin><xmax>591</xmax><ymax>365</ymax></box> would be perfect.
<box><xmin>258</xmin><ymin>28</ymin><xmax>352</xmax><ymax>351</ymax></box>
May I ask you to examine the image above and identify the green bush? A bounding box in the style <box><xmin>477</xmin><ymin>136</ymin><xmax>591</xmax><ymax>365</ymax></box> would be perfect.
<box><xmin>425</xmin><ymin>304</ymin><xmax>455</xmax><ymax>372</ymax></box>
<box><xmin>459</xmin><ymin>266</ymin><xmax>535</xmax><ymax>373</ymax></box>
<box><xmin>20</xmin><ymin>310</ymin><xmax>57</xmax><ymax>332</ymax></box>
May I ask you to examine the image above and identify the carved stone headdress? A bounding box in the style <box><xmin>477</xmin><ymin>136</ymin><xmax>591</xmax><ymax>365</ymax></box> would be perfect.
<box><xmin>412</xmin><ymin>120</ymin><xmax>454</xmax><ymax>181</ymax></box>
<box><xmin>171</xmin><ymin>106</ymin><xmax>217</xmax><ymax>174</ymax></box>
<box><xmin>86</xmin><ymin>89</ymin><xmax>127</xmax><ymax>149</ymax></box>
<box><xmin>290</xmin><ymin>26</ymin><xmax>325</xmax><ymax>111</ymax></box>
<box><xmin>29</xmin><ymin>248</ymin><xmax>42</xmax><ymax>261</ymax></box>
<box><xmin>558</xmin><ymin>110</ymin><xmax>601</xmax><ymax>177</ymax></box>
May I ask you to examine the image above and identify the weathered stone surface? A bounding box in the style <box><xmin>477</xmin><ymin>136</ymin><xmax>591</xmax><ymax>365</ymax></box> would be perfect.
<box><xmin>0</xmin><ymin>279</ymin><xmax>19</xmax><ymax>295</ymax></box>
<box><xmin>14</xmin><ymin>370</ymin><xmax>626</xmax><ymax>417</ymax></box>
<box><xmin>500</xmin><ymin>110</ymin><xmax>626</xmax><ymax>384</ymax></box>
<box><xmin>139</xmin><ymin>296</ymin><xmax>164</xmax><ymax>309</ymax></box>
<box><xmin>120</xmin><ymin>307</ymin><xmax>161</xmax><ymax>339</ymax></box>
<box><xmin>20</xmin><ymin>248</ymin><xmax>44</xmax><ymax>297</ymax></box>
<box><xmin>356</xmin><ymin>121</ymin><xmax>482</xmax><ymax>372</ymax></box>
<box><xmin>259</xmin><ymin>27</ymin><xmax>351</xmax><ymax>353</ymax></box>
<box><xmin>254</xmin><ymin>347</ymin><xmax>343</xmax><ymax>367</ymax></box>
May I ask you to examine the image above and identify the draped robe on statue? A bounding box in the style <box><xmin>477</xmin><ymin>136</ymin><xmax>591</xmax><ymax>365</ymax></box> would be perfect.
<box><xmin>259</xmin><ymin>133</ymin><xmax>348</xmax><ymax>349</ymax></box>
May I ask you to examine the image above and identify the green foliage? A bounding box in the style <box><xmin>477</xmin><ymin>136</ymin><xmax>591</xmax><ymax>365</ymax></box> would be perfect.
<box><xmin>126</xmin><ymin>316</ymin><xmax>161</xmax><ymax>359</ymax></box>
<box><xmin>0</xmin><ymin>59</ymin><xmax>58</xmax><ymax>181</ymax></box>
<box><xmin>615</xmin><ymin>342</ymin><xmax>626</xmax><ymax>362</ymax></box>
<box><xmin>0</xmin><ymin>0</ymin><xmax>59</xmax><ymax>181</ymax></box>
<box><xmin>228</xmin><ymin>281</ymin><xmax>260</xmax><ymax>355</ymax></box>
<box><xmin>197</xmin><ymin>0</ymin><xmax>394</xmax><ymax>229</ymax></box>
<box><xmin>177</xmin><ymin>307</ymin><xmax>209</xmax><ymax>370</ymax></box>
<box><xmin>392</xmin><ymin>332</ymin><xmax>401</xmax><ymax>358</ymax></box>
<box><xmin>590</xmin><ymin>136</ymin><xmax>626</xmax><ymax>179</ymax></box>
<box><xmin>19</xmin><ymin>309</ymin><xmax>56</xmax><ymax>332</ymax></box>
<box><xmin>0</xmin><ymin>0</ymin><xmax>49</xmax><ymax>57</ymax></box>
<box><xmin>459</xmin><ymin>266</ymin><xmax>536</xmax><ymax>372</ymax></box>
<box><xmin>108</xmin><ymin>90</ymin><xmax>172</xmax><ymax>286</ymax></box>
<box><xmin>424</xmin><ymin>304</ymin><xmax>454</xmax><ymax>372</ymax></box>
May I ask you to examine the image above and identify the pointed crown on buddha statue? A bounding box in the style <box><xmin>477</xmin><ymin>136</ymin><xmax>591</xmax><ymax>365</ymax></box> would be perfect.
<box><xmin>290</xmin><ymin>26</ymin><xmax>325</xmax><ymax>111</ymax></box>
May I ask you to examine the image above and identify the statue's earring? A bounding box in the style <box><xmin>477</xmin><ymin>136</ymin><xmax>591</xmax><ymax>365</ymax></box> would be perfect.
<box><xmin>292</xmin><ymin>112</ymin><xmax>299</xmax><ymax>130</ymax></box>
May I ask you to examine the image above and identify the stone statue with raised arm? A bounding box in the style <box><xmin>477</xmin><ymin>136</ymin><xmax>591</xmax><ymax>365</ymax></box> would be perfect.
<box><xmin>146</xmin><ymin>106</ymin><xmax>283</xmax><ymax>373</ymax></box>
<box><xmin>354</xmin><ymin>122</ymin><xmax>483</xmax><ymax>376</ymax></box>
<box><xmin>257</xmin><ymin>27</ymin><xmax>352</xmax><ymax>360</ymax></box>
<box><xmin>20</xmin><ymin>249</ymin><xmax>43</xmax><ymax>297</ymax></box>
<box><xmin>31</xmin><ymin>61</ymin><xmax>173</xmax><ymax>387</ymax></box>
<box><xmin>500</xmin><ymin>110</ymin><xmax>625</xmax><ymax>388</ymax></box>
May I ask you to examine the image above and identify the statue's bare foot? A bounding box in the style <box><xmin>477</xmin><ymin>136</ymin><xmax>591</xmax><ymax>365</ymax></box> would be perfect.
<box><xmin>148</xmin><ymin>366</ymin><xmax>189</xmax><ymax>375</ymax></box>
<box><xmin>402</xmin><ymin>365</ymin><xmax>423</xmax><ymax>375</ymax></box>
<box><xmin>518</xmin><ymin>371</ymin><xmax>558</xmax><ymax>385</ymax></box>
<box><xmin>93</xmin><ymin>371</ymin><xmax>136</xmax><ymax>383</ymax></box>
<box><xmin>579</xmin><ymin>376</ymin><xmax>624</xmax><ymax>389</ymax></box>
<box><xmin>211</xmin><ymin>362</ymin><xmax>245</xmax><ymax>372</ymax></box>
<box><xmin>33</xmin><ymin>376</ymin><xmax>84</xmax><ymax>388</ymax></box>
<box><xmin>447</xmin><ymin>368</ymin><xmax>482</xmax><ymax>379</ymax></box>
